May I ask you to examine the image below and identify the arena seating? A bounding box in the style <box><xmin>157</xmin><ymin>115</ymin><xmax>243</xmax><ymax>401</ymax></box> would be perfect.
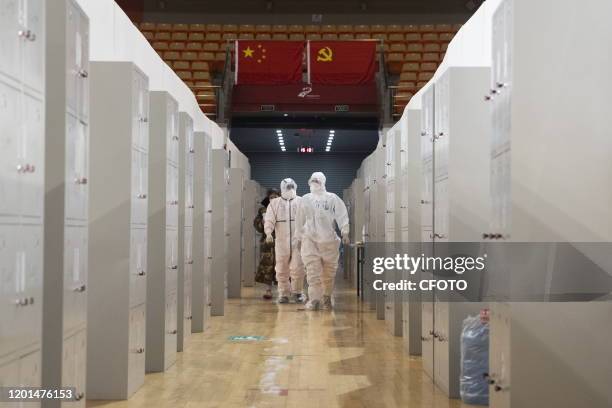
<box><xmin>138</xmin><ymin>23</ymin><xmax>461</xmax><ymax>118</ymax></box>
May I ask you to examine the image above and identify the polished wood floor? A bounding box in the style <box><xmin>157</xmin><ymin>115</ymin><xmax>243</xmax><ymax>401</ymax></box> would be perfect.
<box><xmin>88</xmin><ymin>279</ymin><xmax>469</xmax><ymax>408</ymax></box>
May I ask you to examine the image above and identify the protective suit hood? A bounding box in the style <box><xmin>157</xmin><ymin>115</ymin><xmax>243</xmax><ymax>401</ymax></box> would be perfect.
<box><xmin>308</xmin><ymin>172</ymin><xmax>327</xmax><ymax>194</ymax></box>
<box><xmin>280</xmin><ymin>178</ymin><xmax>297</xmax><ymax>200</ymax></box>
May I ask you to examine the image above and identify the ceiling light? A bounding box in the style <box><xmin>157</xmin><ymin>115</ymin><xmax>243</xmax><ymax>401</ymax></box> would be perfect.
<box><xmin>325</xmin><ymin>148</ymin><xmax>331</xmax><ymax>152</ymax></box>
<box><xmin>329</xmin><ymin>130</ymin><xmax>335</xmax><ymax>134</ymax></box>
<box><xmin>283</xmin><ymin>113</ymin><xmax>288</xmax><ymax>117</ymax></box>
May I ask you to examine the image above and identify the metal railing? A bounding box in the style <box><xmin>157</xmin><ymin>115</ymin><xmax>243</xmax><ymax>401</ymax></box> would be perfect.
<box><xmin>387</xmin><ymin>84</ymin><xmax>416</xmax><ymax>118</ymax></box>
<box><xmin>192</xmin><ymin>84</ymin><xmax>221</xmax><ymax>119</ymax></box>
<box><xmin>216</xmin><ymin>38</ymin><xmax>393</xmax><ymax>124</ymax></box>
<box><xmin>218</xmin><ymin>44</ymin><xmax>234</xmax><ymax>123</ymax></box>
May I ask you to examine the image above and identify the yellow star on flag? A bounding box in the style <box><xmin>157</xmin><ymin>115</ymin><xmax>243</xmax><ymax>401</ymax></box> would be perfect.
<box><xmin>243</xmin><ymin>46</ymin><xmax>254</xmax><ymax>58</ymax></box>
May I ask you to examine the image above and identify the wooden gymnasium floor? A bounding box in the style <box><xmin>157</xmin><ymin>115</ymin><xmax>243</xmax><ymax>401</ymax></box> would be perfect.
<box><xmin>88</xmin><ymin>277</ymin><xmax>469</xmax><ymax>408</ymax></box>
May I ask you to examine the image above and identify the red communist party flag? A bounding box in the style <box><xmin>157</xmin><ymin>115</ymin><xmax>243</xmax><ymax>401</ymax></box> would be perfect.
<box><xmin>235</xmin><ymin>40</ymin><xmax>304</xmax><ymax>85</ymax></box>
<box><xmin>308</xmin><ymin>41</ymin><xmax>377</xmax><ymax>85</ymax></box>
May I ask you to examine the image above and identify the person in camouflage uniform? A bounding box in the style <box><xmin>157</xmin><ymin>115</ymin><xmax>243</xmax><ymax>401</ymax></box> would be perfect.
<box><xmin>254</xmin><ymin>188</ymin><xmax>280</xmax><ymax>299</ymax></box>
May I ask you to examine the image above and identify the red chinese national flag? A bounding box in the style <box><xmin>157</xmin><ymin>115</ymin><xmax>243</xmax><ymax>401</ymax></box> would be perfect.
<box><xmin>236</xmin><ymin>41</ymin><xmax>304</xmax><ymax>85</ymax></box>
<box><xmin>308</xmin><ymin>41</ymin><xmax>377</xmax><ymax>85</ymax></box>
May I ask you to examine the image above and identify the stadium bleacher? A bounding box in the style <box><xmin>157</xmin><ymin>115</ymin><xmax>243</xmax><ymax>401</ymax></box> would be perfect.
<box><xmin>138</xmin><ymin>22</ymin><xmax>461</xmax><ymax>118</ymax></box>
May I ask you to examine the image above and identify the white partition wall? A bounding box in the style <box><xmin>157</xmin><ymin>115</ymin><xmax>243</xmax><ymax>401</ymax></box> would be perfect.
<box><xmin>177</xmin><ymin>112</ymin><xmax>194</xmax><ymax>352</ymax></box>
<box><xmin>342</xmin><ymin>182</ymin><xmax>360</xmax><ymax>285</ymax></box>
<box><xmin>429</xmin><ymin>66</ymin><xmax>491</xmax><ymax>398</ymax></box>
<box><xmin>344</xmin><ymin>178</ymin><xmax>365</xmax><ymax>287</ymax></box>
<box><xmin>87</xmin><ymin>62</ymin><xmax>149</xmax><ymax>400</ymax></box>
<box><xmin>242</xmin><ymin>180</ymin><xmax>260</xmax><ymax>287</ymax></box>
<box><xmin>227</xmin><ymin>168</ymin><xmax>244</xmax><ymax>298</ymax></box>
<box><xmin>210</xmin><ymin>149</ymin><xmax>229</xmax><ymax>316</ymax></box>
<box><xmin>384</xmin><ymin>128</ymin><xmax>403</xmax><ymax>336</ymax></box>
<box><xmin>485</xmin><ymin>1</ymin><xmax>612</xmax><ymax>407</ymax></box>
<box><xmin>192</xmin><ymin>131</ymin><xmax>212</xmax><ymax>332</ymax></box>
<box><xmin>59</xmin><ymin>2</ymin><xmax>90</xmax><ymax>404</ymax></box>
<box><xmin>419</xmin><ymin>84</ymin><xmax>435</xmax><ymax>380</ymax></box>
<box><xmin>399</xmin><ymin>105</ymin><xmax>423</xmax><ymax>357</ymax></box>
<box><xmin>145</xmin><ymin>91</ymin><xmax>179</xmax><ymax>373</ymax></box>
<box><xmin>361</xmin><ymin>153</ymin><xmax>377</xmax><ymax>308</ymax></box>
<box><xmin>202</xmin><ymin>136</ymin><xmax>213</xmax><ymax>327</ymax></box>
<box><xmin>0</xmin><ymin>0</ymin><xmax>45</xmax><ymax>398</ymax></box>
<box><xmin>374</xmin><ymin>142</ymin><xmax>387</xmax><ymax>320</ymax></box>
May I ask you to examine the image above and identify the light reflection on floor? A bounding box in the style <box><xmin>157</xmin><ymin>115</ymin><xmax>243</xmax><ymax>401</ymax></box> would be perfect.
<box><xmin>88</xmin><ymin>278</ymin><xmax>470</xmax><ymax>408</ymax></box>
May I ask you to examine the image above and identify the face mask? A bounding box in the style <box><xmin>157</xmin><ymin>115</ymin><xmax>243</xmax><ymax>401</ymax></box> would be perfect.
<box><xmin>309</xmin><ymin>182</ymin><xmax>322</xmax><ymax>193</ymax></box>
<box><xmin>282</xmin><ymin>188</ymin><xmax>296</xmax><ymax>199</ymax></box>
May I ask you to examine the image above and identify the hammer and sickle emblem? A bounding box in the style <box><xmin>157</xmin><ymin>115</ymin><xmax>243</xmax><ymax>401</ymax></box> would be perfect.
<box><xmin>317</xmin><ymin>47</ymin><xmax>333</xmax><ymax>62</ymax></box>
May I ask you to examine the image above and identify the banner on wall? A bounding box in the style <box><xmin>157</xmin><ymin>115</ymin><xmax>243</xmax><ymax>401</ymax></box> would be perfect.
<box><xmin>307</xmin><ymin>41</ymin><xmax>377</xmax><ymax>85</ymax></box>
<box><xmin>235</xmin><ymin>40</ymin><xmax>304</xmax><ymax>85</ymax></box>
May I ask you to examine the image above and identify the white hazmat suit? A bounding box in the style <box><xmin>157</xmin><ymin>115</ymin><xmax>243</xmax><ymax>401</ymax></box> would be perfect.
<box><xmin>296</xmin><ymin>172</ymin><xmax>349</xmax><ymax>309</ymax></box>
<box><xmin>264</xmin><ymin>178</ymin><xmax>305</xmax><ymax>300</ymax></box>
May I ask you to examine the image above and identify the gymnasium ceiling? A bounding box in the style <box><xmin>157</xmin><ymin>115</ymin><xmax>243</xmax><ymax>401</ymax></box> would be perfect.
<box><xmin>230</xmin><ymin>127</ymin><xmax>379</xmax><ymax>153</ymax></box>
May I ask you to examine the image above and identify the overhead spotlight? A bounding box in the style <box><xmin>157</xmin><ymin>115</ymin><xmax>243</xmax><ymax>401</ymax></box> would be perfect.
<box><xmin>329</xmin><ymin>130</ymin><xmax>335</xmax><ymax>134</ymax></box>
<box><xmin>283</xmin><ymin>113</ymin><xmax>288</xmax><ymax>117</ymax></box>
<box><xmin>276</xmin><ymin>129</ymin><xmax>282</xmax><ymax>134</ymax></box>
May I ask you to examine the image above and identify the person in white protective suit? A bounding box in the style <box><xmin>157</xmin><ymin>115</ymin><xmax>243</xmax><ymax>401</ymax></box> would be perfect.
<box><xmin>296</xmin><ymin>172</ymin><xmax>350</xmax><ymax>310</ymax></box>
<box><xmin>264</xmin><ymin>178</ymin><xmax>306</xmax><ymax>304</ymax></box>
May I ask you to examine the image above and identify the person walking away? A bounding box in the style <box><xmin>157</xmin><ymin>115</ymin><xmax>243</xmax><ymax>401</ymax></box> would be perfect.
<box><xmin>264</xmin><ymin>178</ymin><xmax>306</xmax><ymax>304</ymax></box>
<box><xmin>254</xmin><ymin>188</ymin><xmax>280</xmax><ymax>299</ymax></box>
<box><xmin>296</xmin><ymin>172</ymin><xmax>350</xmax><ymax>310</ymax></box>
